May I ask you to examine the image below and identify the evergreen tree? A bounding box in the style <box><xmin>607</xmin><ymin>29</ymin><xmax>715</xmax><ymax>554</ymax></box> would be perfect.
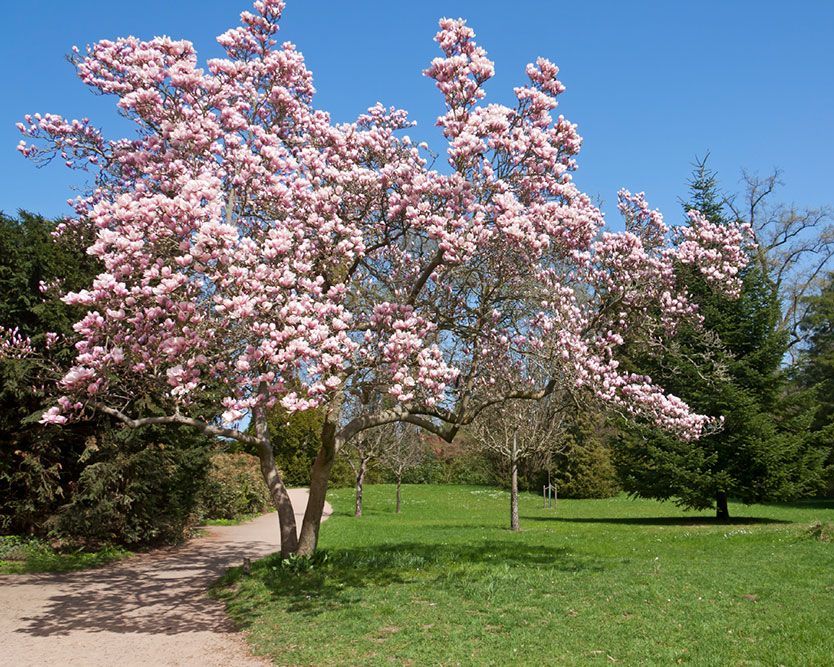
<box><xmin>0</xmin><ymin>212</ymin><xmax>214</xmax><ymax>543</ymax></box>
<box><xmin>797</xmin><ymin>273</ymin><xmax>834</xmax><ymax>493</ymax></box>
<box><xmin>615</xmin><ymin>158</ymin><xmax>829</xmax><ymax>518</ymax></box>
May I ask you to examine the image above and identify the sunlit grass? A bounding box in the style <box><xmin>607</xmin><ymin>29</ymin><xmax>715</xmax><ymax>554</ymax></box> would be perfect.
<box><xmin>217</xmin><ymin>485</ymin><xmax>834</xmax><ymax>666</ymax></box>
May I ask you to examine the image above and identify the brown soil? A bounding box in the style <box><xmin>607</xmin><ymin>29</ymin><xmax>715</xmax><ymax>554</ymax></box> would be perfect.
<box><xmin>0</xmin><ymin>488</ymin><xmax>330</xmax><ymax>666</ymax></box>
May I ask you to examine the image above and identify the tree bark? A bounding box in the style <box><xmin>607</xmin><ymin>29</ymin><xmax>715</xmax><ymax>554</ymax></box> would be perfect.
<box><xmin>296</xmin><ymin>422</ymin><xmax>337</xmax><ymax>556</ymax></box>
<box><xmin>354</xmin><ymin>457</ymin><xmax>367</xmax><ymax>517</ymax></box>
<box><xmin>253</xmin><ymin>407</ymin><xmax>298</xmax><ymax>557</ymax></box>
<box><xmin>510</xmin><ymin>437</ymin><xmax>520</xmax><ymax>532</ymax></box>
<box><xmin>396</xmin><ymin>474</ymin><xmax>402</xmax><ymax>514</ymax></box>
<box><xmin>716</xmin><ymin>491</ymin><xmax>730</xmax><ymax>521</ymax></box>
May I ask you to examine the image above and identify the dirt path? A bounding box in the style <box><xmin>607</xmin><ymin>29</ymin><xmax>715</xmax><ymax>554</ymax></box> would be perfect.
<box><xmin>0</xmin><ymin>488</ymin><xmax>331</xmax><ymax>666</ymax></box>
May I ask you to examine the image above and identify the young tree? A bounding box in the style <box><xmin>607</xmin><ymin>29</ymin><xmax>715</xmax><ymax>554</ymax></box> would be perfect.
<box><xmin>6</xmin><ymin>1</ymin><xmax>750</xmax><ymax>555</ymax></box>
<box><xmin>616</xmin><ymin>158</ymin><xmax>828</xmax><ymax>519</ymax></box>
<box><xmin>343</xmin><ymin>424</ymin><xmax>389</xmax><ymax>517</ymax></box>
<box><xmin>380</xmin><ymin>423</ymin><xmax>426</xmax><ymax>513</ymax></box>
<box><xmin>472</xmin><ymin>396</ymin><xmax>566</xmax><ymax>531</ymax></box>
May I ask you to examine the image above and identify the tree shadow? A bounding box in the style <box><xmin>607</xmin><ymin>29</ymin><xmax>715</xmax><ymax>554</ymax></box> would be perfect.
<box><xmin>7</xmin><ymin>535</ymin><xmax>280</xmax><ymax>638</ymax></box>
<box><xmin>220</xmin><ymin>539</ymin><xmax>606</xmax><ymax>622</ymax></box>
<box><xmin>524</xmin><ymin>515</ymin><xmax>789</xmax><ymax>526</ymax></box>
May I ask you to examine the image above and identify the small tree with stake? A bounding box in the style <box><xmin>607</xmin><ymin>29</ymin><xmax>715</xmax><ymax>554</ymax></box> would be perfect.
<box><xmin>380</xmin><ymin>423</ymin><xmax>426</xmax><ymax>514</ymax></box>
<box><xmin>343</xmin><ymin>424</ymin><xmax>388</xmax><ymax>518</ymax></box>
<box><xmin>472</xmin><ymin>395</ymin><xmax>567</xmax><ymax>531</ymax></box>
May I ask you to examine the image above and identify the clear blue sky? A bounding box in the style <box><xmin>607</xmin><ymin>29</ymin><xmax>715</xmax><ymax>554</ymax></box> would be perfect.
<box><xmin>2</xmin><ymin>1</ymin><xmax>832</xmax><ymax>224</ymax></box>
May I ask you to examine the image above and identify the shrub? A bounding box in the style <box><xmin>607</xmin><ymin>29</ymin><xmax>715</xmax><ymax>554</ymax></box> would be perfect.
<box><xmin>55</xmin><ymin>427</ymin><xmax>213</xmax><ymax>547</ymax></box>
<box><xmin>197</xmin><ymin>452</ymin><xmax>272</xmax><ymax>521</ymax></box>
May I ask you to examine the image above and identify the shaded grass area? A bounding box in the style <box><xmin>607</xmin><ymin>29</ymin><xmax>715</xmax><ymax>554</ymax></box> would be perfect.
<box><xmin>216</xmin><ymin>485</ymin><xmax>834</xmax><ymax>666</ymax></box>
<box><xmin>0</xmin><ymin>535</ymin><xmax>130</xmax><ymax>574</ymax></box>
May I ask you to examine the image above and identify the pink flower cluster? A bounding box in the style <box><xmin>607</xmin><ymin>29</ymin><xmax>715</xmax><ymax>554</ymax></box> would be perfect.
<box><xmin>14</xmin><ymin>2</ymin><xmax>750</xmax><ymax>440</ymax></box>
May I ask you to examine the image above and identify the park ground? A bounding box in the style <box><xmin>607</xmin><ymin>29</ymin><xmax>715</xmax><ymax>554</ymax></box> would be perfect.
<box><xmin>217</xmin><ymin>484</ymin><xmax>834</xmax><ymax>666</ymax></box>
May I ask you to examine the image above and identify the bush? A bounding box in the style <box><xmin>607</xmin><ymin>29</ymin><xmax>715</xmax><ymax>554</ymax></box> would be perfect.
<box><xmin>197</xmin><ymin>452</ymin><xmax>272</xmax><ymax>521</ymax></box>
<box><xmin>55</xmin><ymin>427</ymin><xmax>213</xmax><ymax>547</ymax></box>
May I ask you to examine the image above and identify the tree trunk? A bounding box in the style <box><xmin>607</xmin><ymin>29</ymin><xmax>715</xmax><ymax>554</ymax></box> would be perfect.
<box><xmin>296</xmin><ymin>424</ymin><xmax>337</xmax><ymax>556</ymax></box>
<box><xmin>510</xmin><ymin>438</ymin><xmax>520</xmax><ymax>532</ymax></box>
<box><xmin>716</xmin><ymin>491</ymin><xmax>730</xmax><ymax>521</ymax></box>
<box><xmin>396</xmin><ymin>474</ymin><xmax>402</xmax><ymax>514</ymax></box>
<box><xmin>354</xmin><ymin>457</ymin><xmax>367</xmax><ymax>517</ymax></box>
<box><xmin>253</xmin><ymin>407</ymin><xmax>298</xmax><ymax>557</ymax></box>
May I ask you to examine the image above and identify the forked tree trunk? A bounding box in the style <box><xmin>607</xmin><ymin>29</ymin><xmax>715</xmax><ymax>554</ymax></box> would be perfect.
<box><xmin>396</xmin><ymin>474</ymin><xmax>402</xmax><ymax>513</ymax></box>
<box><xmin>253</xmin><ymin>408</ymin><xmax>298</xmax><ymax>557</ymax></box>
<box><xmin>510</xmin><ymin>436</ymin><xmax>520</xmax><ymax>532</ymax></box>
<box><xmin>296</xmin><ymin>424</ymin><xmax>337</xmax><ymax>556</ymax></box>
<box><xmin>716</xmin><ymin>491</ymin><xmax>730</xmax><ymax>521</ymax></box>
<box><xmin>354</xmin><ymin>457</ymin><xmax>368</xmax><ymax>517</ymax></box>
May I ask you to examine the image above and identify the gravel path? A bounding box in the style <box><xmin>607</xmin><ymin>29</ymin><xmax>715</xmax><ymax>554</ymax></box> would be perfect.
<box><xmin>0</xmin><ymin>488</ymin><xmax>330</xmax><ymax>666</ymax></box>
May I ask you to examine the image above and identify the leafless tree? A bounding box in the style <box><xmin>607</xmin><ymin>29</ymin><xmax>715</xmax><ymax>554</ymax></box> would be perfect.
<box><xmin>727</xmin><ymin>170</ymin><xmax>834</xmax><ymax>357</ymax></box>
<box><xmin>342</xmin><ymin>425</ymin><xmax>390</xmax><ymax>517</ymax></box>
<box><xmin>471</xmin><ymin>394</ymin><xmax>567</xmax><ymax>531</ymax></box>
<box><xmin>380</xmin><ymin>423</ymin><xmax>426</xmax><ymax>513</ymax></box>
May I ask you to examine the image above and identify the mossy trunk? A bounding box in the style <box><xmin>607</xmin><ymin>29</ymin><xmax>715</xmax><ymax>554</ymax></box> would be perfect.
<box><xmin>296</xmin><ymin>422</ymin><xmax>337</xmax><ymax>556</ymax></box>
<box><xmin>253</xmin><ymin>408</ymin><xmax>298</xmax><ymax>557</ymax></box>
<box><xmin>354</xmin><ymin>458</ymin><xmax>367</xmax><ymax>517</ymax></box>
<box><xmin>396</xmin><ymin>475</ymin><xmax>402</xmax><ymax>514</ymax></box>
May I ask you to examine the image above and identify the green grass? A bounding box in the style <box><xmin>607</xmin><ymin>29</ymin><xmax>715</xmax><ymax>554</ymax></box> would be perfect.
<box><xmin>202</xmin><ymin>512</ymin><xmax>263</xmax><ymax>527</ymax></box>
<box><xmin>216</xmin><ymin>485</ymin><xmax>834</xmax><ymax>666</ymax></box>
<box><xmin>0</xmin><ymin>535</ymin><xmax>131</xmax><ymax>574</ymax></box>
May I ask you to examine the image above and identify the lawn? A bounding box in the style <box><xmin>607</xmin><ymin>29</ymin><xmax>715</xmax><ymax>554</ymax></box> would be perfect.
<box><xmin>216</xmin><ymin>485</ymin><xmax>834</xmax><ymax>666</ymax></box>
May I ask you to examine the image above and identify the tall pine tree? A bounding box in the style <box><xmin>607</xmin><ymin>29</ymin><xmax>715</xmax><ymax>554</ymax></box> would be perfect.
<box><xmin>615</xmin><ymin>157</ymin><xmax>828</xmax><ymax>518</ymax></box>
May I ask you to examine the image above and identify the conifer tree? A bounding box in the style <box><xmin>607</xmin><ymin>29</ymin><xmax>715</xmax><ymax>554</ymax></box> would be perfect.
<box><xmin>615</xmin><ymin>158</ymin><xmax>828</xmax><ymax>518</ymax></box>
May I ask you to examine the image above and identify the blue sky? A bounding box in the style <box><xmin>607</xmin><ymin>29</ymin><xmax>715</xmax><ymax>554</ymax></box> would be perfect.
<box><xmin>1</xmin><ymin>1</ymin><xmax>832</xmax><ymax>225</ymax></box>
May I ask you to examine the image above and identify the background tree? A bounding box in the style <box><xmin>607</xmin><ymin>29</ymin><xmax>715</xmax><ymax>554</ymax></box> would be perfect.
<box><xmin>539</xmin><ymin>410</ymin><xmax>620</xmax><ymax>499</ymax></box>
<box><xmin>472</xmin><ymin>395</ymin><xmax>566</xmax><ymax>531</ymax></box>
<box><xmin>0</xmin><ymin>212</ymin><xmax>214</xmax><ymax>544</ymax></box>
<box><xmin>616</xmin><ymin>158</ymin><xmax>829</xmax><ymax>519</ymax></box>
<box><xmin>380</xmin><ymin>424</ymin><xmax>426</xmax><ymax>513</ymax></box>
<box><xmin>728</xmin><ymin>171</ymin><xmax>834</xmax><ymax>358</ymax></box>
<box><xmin>343</xmin><ymin>425</ymin><xmax>390</xmax><ymax>517</ymax></box>
<box><xmin>6</xmin><ymin>0</ymin><xmax>750</xmax><ymax>556</ymax></box>
<box><xmin>796</xmin><ymin>273</ymin><xmax>834</xmax><ymax>494</ymax></box>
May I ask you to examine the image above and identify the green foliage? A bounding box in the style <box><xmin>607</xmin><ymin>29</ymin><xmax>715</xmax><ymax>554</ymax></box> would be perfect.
<box><xmin>0</xmin><ymin>212</ymin><xmax>223</xmax><ymax>547</ymax></box>
<box><xmin>797</xmin><ymin>272</ymin><xmax>834</xmax><ymax>494</ymax></box>
<box><xmin>247</xmin><ymin>405</ymin><xmax>357</xmax><ymax>489</ymax></box>
<box><xmin>546</xmin><ymin>413</ymin><xmax>620</xmax><ymax>498</ymax></box>
<box><xmin>216</xmin><ymin>485</ymin><xmax>834</xmax><ymax>666</ymax></box>
<box><xmin>0</xmin><ymin>211</ymin><xmax>102</xmax><ymax>534</ymax></box>
<box><xmin>616</xmin><ymin>159</ymin><xmax>829</xmax><ymax>514</ymax></box>
<box><xmin>55</xmin><ymin>426</ymin><xmax>213</xmax><ymax>546</ymax></box>
<box><xmin>0</xmin><ymin>534</ymin><xmax>129</xmax><ymax>574</ymax></box>
<box><xmin>197</xmin><ymin>452</ymin><xmax>272</xmax><ymax>521</ymax></box>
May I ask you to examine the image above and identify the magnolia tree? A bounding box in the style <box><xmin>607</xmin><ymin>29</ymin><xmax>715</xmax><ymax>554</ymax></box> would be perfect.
<box><xmin>6</xmin><ymin>0</ymin><xmax>751</xmax><ymax>556</ymax></box>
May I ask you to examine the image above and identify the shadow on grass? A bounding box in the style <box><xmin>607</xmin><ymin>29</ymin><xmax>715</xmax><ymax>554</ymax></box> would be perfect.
<box><xmin>218</xmin><ymin>539</ymin><xmax>605</xmax><ymax>621</ymax></box>
<box><xmin>525</xmin><ymin>515</ymin><xmax>789</xmax><ymax>526</ymax></box>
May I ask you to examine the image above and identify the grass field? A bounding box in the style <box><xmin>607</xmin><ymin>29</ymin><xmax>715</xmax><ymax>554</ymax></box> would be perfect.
<box><xmin>217</xmin><ymin>485</ymin><xmax>834</xmax><ymax>666</ymax></box>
